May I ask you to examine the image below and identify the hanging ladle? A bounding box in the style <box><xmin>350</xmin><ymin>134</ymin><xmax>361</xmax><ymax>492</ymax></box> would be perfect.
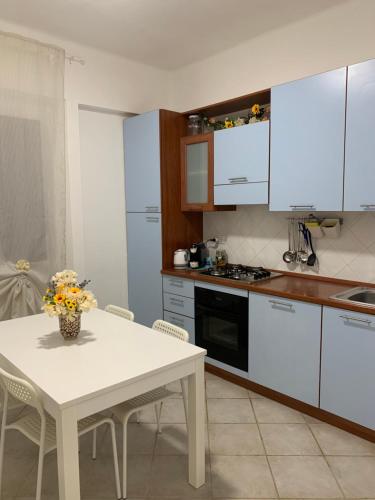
<box><xmin>283</xmin><ymin>220</ymin><xmax>296</xmax><ymax>263</ymax></box>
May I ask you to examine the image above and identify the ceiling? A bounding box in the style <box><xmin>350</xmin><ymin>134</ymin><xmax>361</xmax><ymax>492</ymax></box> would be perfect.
<box><xmin>0</xmin><ymin>0</ymin><xmax>348</xmax><ymax>69</ymax></box>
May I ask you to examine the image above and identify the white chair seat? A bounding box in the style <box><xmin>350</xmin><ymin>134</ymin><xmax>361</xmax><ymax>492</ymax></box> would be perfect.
<box><xmin>8</xmin><ymin>412</ymin><xmax>111</xmax><ymax>454</ymax></box>
<box><xmin>112</xmin><ymin>387</ymin><xmax>176</xmax><ymax>423</ymax></box>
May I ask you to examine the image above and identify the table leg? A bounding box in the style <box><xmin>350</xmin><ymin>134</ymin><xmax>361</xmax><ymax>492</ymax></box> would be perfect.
<box><xmin>56</xmin><ymin>406</ymin><xmax>81</xmax><ymax>500</ymax></box>
<box><xmin>188</xmin><ymin>357</ymin><xmax>205</xmax><ymax>488</ymax></box>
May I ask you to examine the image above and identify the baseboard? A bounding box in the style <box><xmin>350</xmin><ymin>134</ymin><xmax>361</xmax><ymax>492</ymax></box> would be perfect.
<box><xmin>205</xmin><ymin>363</ymin><xmax>375</xmax><ymax>443</ymax></box>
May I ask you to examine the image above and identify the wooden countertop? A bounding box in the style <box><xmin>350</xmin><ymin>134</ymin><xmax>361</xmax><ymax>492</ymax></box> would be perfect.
<box><xmin>161</xmin><ymin>268</ymin><xmax>375</xmax><ymax>315</ymax></box>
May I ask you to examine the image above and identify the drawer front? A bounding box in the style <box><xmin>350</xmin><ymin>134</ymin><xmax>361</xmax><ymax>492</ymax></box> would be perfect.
<box><xmin>163</xmin><ymin>276</ymin><xmax>194</xmax><ymax>298</ymax></box>
<box><xmin>163</xmin><ymin>310</ymin><xmax>195</xmax><ymax>344</ymax></box>
<box><xmin>163</xmin><ymin>292</ymin><xmax>195</xmax><ymax>317</ymax></box>
<box><xmin>214</xmin><ymin>182</ymin><xmax>268</xmax><ymax>205</ymax></box>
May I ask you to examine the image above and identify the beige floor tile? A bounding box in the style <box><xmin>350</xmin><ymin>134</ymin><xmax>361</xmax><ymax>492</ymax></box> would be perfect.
<box><xmin>2</xmin><ymin>454</ymin><xmax>37</xmax><ymax>498</ymax></box>
<box><xmin>252</xmin><ymin>398</ymin><xmax>305</xmax><ymax>423</ymax></box>
<box><xmin>259</xmin><ymin>423</ymin><xmax>321</xmax><ymax>455</ymax></box>
<box><xmin>310</xmin><ymin>423</ymin><xmax>375</xmax><ymax>456</ymax></box>
<box><xmin>211</xmin><ymin>455</ymin><xmax>277</xmax><ymax>498</ymax></box>
<box><xmin>155</xmin><ymin>423</ymin><xmax>209</xmax><ymax>455</ymax></box>
<box><xmin>327</xmin><ymin>456</ymin><xmax>375</xmax><ymax>498</ymax></box>
<box><xmin>248</xmin><ymin>389</ymin><xmax>265</xmax><ymax>399</ymax></box>
<box><xmin>149</xmin><ymin>455</ymin><xmax>211</xmax><ymax>497</ymax></box>
<box><xmin>160</xmin><ymin>398</ymin><xmax>189</xmax><ymax>423</ymax></box>
<box><xmin>207</xmin><ymin>398</ymin><xmax>256</xmax><ymax>423</ymax></box>
<box><xmin>206</xmin><ymin>376</ymin><xmax>248</xmax><ymax>398</ymax></box>
<box><xmin>269</xmin><ymin>455</ymin><xmax>343</xmax><ymax>498</ymax></box>
<box><xmin>208</xmin><ymin>423</ymin><xmax>264</xmax><ymax>455</ymax></box>
<box><xmin>129</xmin><ymin>405</ymin><xmax>157</xmax><ymax>423</ymax></box>
<box><xmin>303</xmin><ymin>413</ymin><xmax>325</xmax><ymax>424</ymax></box>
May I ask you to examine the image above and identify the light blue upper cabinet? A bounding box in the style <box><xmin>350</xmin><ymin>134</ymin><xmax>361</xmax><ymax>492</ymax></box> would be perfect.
<box><xmin>214</xmin><ymin>121</ymin><xmax>269</xmax><ymax>205</ymax></box>
<box><xmin>321</xmin><ymin>307</ymin><xmax>375</xmax><ymax>429</ymax></box>
<box><xmin>249</xmin><ymin>292</ymin><xmax>321</xmax><ymax>406</ymax></box>
<box><xmin>270</xmin><ymin>68</ymin><xmax>346</xmax><ymax>211</ymax></box>
<box><xmin>124</xmin><ymin>110</ymin><xmax>161</xmax><ymax>213</ymax></box>
<box><xmin>345</xmin><ymin>59</ymin><xmax>375</xmax><ymax>211</ymax></box>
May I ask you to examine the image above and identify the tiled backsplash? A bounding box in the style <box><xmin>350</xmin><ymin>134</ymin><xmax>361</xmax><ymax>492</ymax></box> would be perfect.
<box><xmin>204</xmin><ymin>205</ymin><xmax>375</xmax><ymax>283</ymax></box>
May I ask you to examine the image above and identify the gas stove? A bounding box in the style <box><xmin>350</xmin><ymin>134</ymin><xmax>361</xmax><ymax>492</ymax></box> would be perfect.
<box><xmin>200</xmin><ymin>264</ymin><xmax>281</xmax><ymax>283</ymax></box>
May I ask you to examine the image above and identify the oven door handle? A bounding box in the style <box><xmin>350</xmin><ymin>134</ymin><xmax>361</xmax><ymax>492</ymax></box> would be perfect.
<box><xmin>195</xmin><ymin>303</ymin><xmax>244</xmax><ymax>322</ymax></box>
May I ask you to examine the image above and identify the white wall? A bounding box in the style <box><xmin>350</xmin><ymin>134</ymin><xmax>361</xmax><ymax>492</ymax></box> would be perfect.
<box><xmin>78</xmin><ymin>109</ymin><xmax>128</xmax><ymax>308</ymax></box>
<box><xmin>170</xmin><ymin>0</ymin><xmax>375</xmax><ymax>111</ymax></box>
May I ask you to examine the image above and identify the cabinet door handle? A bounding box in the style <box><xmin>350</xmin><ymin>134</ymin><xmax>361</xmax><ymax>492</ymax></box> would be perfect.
<box><xmin>146</xmin><ymin>216</ymin><xmax>159</xmax><ymax>223</ymax></box>
<box><xmin>145</xmin><ymin>206</ymin><xmax>159</xmax><ymax>212</ymax></box>
<box><xmin>269</xmin><ymin>299</ymin><xmax>294</xmax><ymax>309</ymax></box>
<box><xmin>290</xmin><ymin>204</ymin><xmax>316</xmax><ymax>210</ymax></box>
<box><xmin>339</xmin><ymin>315</ymin><xmax>372</xmax><ymax>325</ymax></box>
<box><xmin>228</xmin><ymin>177</ymin><xmax>248</xmax><ymax>183</ymax></box>
<box><xmin>360</xmin><ymin>204</ymin><xmax>375</xmax><ymax>209</ymax></box>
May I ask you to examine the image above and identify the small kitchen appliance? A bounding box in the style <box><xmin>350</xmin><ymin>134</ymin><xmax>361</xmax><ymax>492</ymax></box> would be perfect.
<box><xmin>189</xmin><ymin>242</ymin><xmax>208</xmax><ymax>269</ymax></box>
<box><xmin>173</xmin><ymin>249</ymin><xmax>189</xmax><ymax>269</ymax></box>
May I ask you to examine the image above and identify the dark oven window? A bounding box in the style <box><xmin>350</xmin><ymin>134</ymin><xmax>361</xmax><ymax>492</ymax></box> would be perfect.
<box><xmin>195</xmin><ymin>286</ymin><xmax>248</xmax><ymax>371</ymax></box>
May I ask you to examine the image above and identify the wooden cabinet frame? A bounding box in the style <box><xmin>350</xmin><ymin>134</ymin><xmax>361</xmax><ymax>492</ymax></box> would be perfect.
<box><xmin>181</xmin><ymin>133</ymin><xmax>214</xmax><ymax>212</ymax></box>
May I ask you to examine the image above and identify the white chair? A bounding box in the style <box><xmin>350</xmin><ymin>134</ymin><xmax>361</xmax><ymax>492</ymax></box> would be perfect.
<box><xmin>112</xmin><ymin>320</ymin><xmax>190</xmax><ymax>498</ymax></box>
<box><xmin>105</xmin><ymin>304</ymin><xmax>134</xmax><ymax>322</ymax></box>
<box><xmin>0</xmin><ymin>368</ymin><xmax>121</xmax><ymax>500</ymax></box>
<box><xmin>152</xmin><ymin>320</ymin><xmax>189</xmax><ymax>425</ymax></box>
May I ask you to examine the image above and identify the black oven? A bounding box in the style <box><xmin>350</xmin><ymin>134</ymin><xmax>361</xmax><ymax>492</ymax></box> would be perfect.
<box><xmin>195</xmin><ymin>285</ymin><xmax>248</xmax><ymax>371</ymax></box>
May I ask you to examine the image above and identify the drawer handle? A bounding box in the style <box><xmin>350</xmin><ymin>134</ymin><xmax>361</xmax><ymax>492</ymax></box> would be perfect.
<box><xmin>269</xmin><ymin>299</ymin><xmax>293</xmax><ymax>309</ymax></box>
<box><xmin>339</xmin><ymin>315</ymin><xmax>372</xmax><ymax>325</ymax></box>
<box><xmin>228</xmin><ymin>177</ymin><xmax>248</xmax><ymax>183</ymax></box>
<box><xmin>290</xmin><ymin>204</ymin><xmax>315</xmax><ymax>210</ymax></box>
<box><xmin>169</xmin><ymin>279</ymin><xmax>183</xmax><ymax>287</ymax></box>
<box><xmin>170</xmin><ymin>298</ymin><xmax>184</xmax><ymax>305</ymax></box>
<box><xmin>360</xmin><ymin>204</ymin><xmax>375</xmax><ymax>209</ymax></box>
<box><xmin>170</xmin><ymin>316</ymin><xmax>185</xmax><ymax>327</ymax></box>
<box><xmin>145</xmin><ymin>206</ymin><xmax>159</xmax><ymax>212</ymax></box>
<box><xmin>146</xmin><ymin>216</ymin><xmax>159</xmax><ymax>223</ymax></box>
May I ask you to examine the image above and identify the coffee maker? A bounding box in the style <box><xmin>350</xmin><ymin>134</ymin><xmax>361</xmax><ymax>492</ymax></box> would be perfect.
<box><xmin>189</xmin><ymin>242</ymin><xmax>208</xmax><ymax>269</ymax></box>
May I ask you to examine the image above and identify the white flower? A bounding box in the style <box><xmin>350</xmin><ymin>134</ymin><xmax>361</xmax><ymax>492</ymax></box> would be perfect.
<box><xmin>52</xmin><ymin>269</ymin><xmax>78</xmax><ymax>287</ymax></box>
<box><xmin>16</xmin><ymin>259</ymin><xmax>30</xmax><ymax>272</ymax></box>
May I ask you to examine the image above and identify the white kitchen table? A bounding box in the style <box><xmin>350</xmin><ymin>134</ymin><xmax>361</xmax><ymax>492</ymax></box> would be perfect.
<box><xmin>0</xmin><ymin>309</ymin><xmax>206</xmax><ymax>499</ymax></box>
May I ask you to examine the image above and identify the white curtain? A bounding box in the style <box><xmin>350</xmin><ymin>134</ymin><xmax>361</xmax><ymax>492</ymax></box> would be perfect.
<box><xmin>0</xmin><ymin>32</ymin><xmax>66</xmax><ymax>320</ymax></box>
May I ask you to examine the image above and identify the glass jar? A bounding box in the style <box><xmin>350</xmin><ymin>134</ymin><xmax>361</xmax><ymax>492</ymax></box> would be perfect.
<box><xmin>187</xmin><ymin>114</ymin><xmax>201</xmax><ymax>135</ymax></box>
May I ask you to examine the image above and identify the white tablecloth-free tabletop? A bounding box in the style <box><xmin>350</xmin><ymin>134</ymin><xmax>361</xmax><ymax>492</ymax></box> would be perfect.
<box><xmin>0</xmin><ymin>309</ymin><xmax>206</xmax><ymax>499</ymax></box>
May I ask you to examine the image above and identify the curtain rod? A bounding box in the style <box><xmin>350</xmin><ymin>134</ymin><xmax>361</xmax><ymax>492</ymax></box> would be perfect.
<box><xmin>66</xmin><ymin>55</ymin><xmax>85</xmax><ymax>66</ymax></box>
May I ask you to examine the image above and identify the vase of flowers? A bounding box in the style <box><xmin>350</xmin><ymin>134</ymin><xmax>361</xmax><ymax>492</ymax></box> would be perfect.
<box><xmin>42</xmin><ymin>270</ymin><xmax>97</xmax><ymax>340</ymax></box>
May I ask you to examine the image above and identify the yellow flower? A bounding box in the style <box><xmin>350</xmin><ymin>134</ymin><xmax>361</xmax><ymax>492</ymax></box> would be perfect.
<box><xmin>251</xmin><ymin>104</ymin><xmax>260</xmax><ymax>115</ymax></box>
<box><xmin>67</xmin><ymin>304</ymin><xmax>76</xmax><ymax>311</ymax></box>
<box><xmin>69</xmin><ymin>287</ymin><xmax>81</xmax><ymax>295</ymax></box>
<box><xmin>54</xmin><ymin>293</ymin><xmax>65</xmax><ymax>304</ymax></box>
<box><xmin>224</xmin><ymin>118</ymin><xmax>234</xmax><ymax>128</ymax></box>
<box><xmin>65</xmin><ymin>299</ymin><xmax>76</xmax><ymax>307</ymax></box>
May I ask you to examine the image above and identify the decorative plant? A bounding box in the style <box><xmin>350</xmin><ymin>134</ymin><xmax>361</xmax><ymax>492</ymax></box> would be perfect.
<box><xmin>42</xmin><ymin>270</ymin><xmax>97</xmax><ymax>321</ymax></box>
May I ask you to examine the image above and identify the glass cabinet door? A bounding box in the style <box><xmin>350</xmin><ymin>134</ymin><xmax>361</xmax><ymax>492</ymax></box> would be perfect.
<box><xmin>181</xmin><ymin>133</ymin><xmax>213</xmax><ymax>211</ymax></box>
<box><xmin>186</xmin><ymin>141</ymin><xmax>208</xmax><ymax>204</ymax></box>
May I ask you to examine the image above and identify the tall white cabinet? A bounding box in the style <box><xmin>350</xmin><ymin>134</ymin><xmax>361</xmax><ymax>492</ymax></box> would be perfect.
<box><xmin>124</xmin><ymin>111</ymin><xmax>163</xmax><ymax>326</ymax></box>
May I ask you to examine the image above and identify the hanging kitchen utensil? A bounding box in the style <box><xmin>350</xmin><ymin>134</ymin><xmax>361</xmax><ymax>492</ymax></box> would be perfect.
<box><xmin>307</xmin><ymin>228</ymin><xmax>317</xmax><ymax>266</ymax></box>
<box><xmin>283</xmin><ymin>220</ymin><xmax>295</xmax><ymax>263</ymax></box>
<box><xmin>298</xmin><ymin>222</ymin><xmax>309</xmax><ymax>264</ymax></box>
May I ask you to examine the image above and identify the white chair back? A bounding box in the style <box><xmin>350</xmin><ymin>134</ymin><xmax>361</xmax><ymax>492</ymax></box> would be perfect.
<box><xmin>152</xmin><ymin>319</ymin><xmax>189</xmax><ymax>343</ymax></box>
<box><xmin>105</xmin><ymin>304</ymin><xmax>134</xmax><ymax>322</ymax></box>
<box><xmin>0</xmin><ymin>368</ymin><xmax>43</xmax><ymax>416</ymax></box>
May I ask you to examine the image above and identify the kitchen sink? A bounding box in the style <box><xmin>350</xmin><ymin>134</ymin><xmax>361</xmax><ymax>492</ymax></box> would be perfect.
<box><xmin>330</xmin><ymin>287</ymin><xmax>375</xmax><ymax>306</ymax></box>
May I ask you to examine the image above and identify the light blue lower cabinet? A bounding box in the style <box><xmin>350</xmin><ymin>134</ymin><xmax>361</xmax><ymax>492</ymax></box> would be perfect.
<box><xmin>249</xmin><ymin>292</ymin><xmax>321</xmax><ymax>406</ymax></box>
<box><xmin>321</xmin><ymin>307</ymin><xmax>375</xmax><ymax>429</ymax></box>
<box><xmin>163</xmin><ymin>292</ymin><xmax>194</xmax><ymax>318</ymax></box>
<box><xmin>163</xmin><ymin>310</ymin><xmax>195</xmax><ymax>344</ymax></box>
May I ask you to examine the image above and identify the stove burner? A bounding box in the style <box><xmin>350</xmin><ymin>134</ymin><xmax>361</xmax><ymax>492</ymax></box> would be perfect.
<box><xmin>200</xmin><ymin>264</ymin><xmax>280</xmax><ymax>283</ymax></box>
